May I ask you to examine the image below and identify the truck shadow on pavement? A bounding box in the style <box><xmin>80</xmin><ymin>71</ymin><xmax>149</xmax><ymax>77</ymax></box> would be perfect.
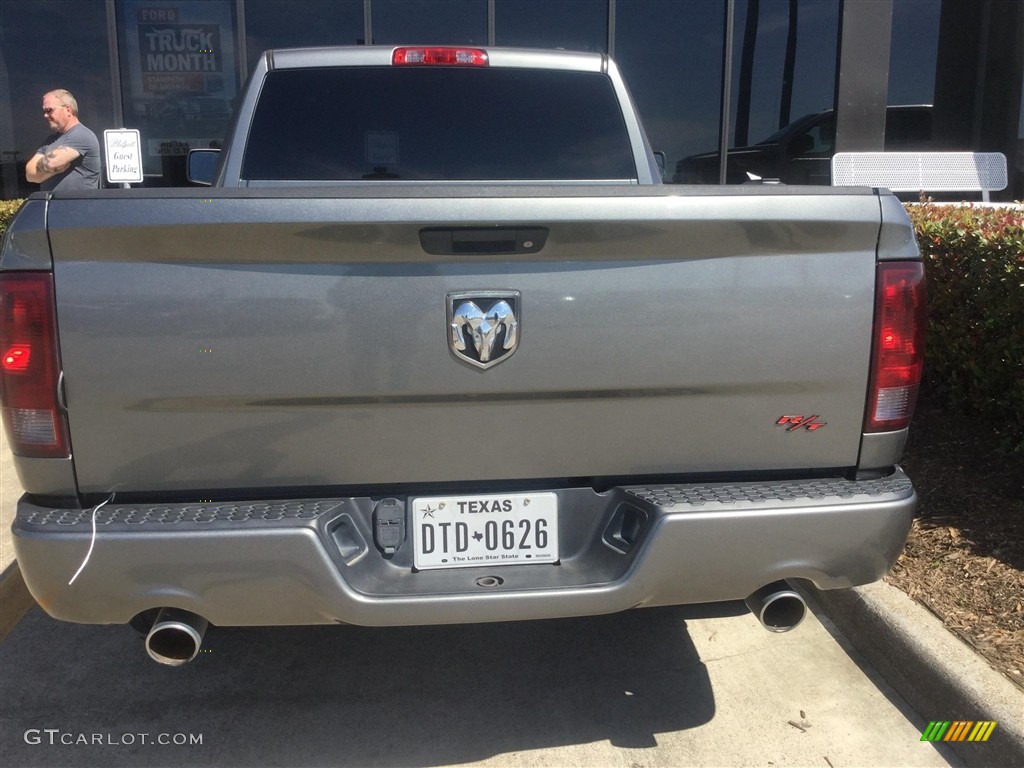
<box><xmin>1</xmin><ymin>604</ymin><xmax>727</xmax><ymax>767</ymax></box>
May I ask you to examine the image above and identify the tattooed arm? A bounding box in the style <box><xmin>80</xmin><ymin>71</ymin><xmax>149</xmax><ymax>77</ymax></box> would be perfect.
<box><xmin>26</xmin><ymin>145</ymin><xmax>81</xmax><ymax>183</ymax></box>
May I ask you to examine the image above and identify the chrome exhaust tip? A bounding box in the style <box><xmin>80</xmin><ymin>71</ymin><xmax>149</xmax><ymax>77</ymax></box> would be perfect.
<box><xmin>145</xmin><ymin>608</ymin><xmax>209</xmax><ymax>666</ymax></box>
<box><xmin>745</xmin><ymin>581</ymin><xmax>807</xmax><ymax>633</ymax></box>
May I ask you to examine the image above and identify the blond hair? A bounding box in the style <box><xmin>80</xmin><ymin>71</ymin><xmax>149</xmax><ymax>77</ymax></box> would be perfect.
<box><xmin>45</xmin><ymin>89</ymin><xmax>79</xmax><ymax>116</ymax></box>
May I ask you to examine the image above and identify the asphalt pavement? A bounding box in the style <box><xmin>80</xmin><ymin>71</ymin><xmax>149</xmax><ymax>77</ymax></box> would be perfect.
<box><xmin>1</xmin><ymin>425</ymin><xmax>1021</xmax><ymax>766</ymax></box>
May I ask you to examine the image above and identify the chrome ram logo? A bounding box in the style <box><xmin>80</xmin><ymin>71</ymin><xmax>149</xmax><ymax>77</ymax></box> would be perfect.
<box><xmin>447</xmin><ymin>291</ymin><xmax>520</xmax><ymax>369</ymax></box>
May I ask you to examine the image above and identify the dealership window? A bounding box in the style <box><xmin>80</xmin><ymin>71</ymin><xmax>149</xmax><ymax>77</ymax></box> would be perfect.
<box><xmin>888</xmin><ymin>0</ymin><xmax>940</xmax><ymax>105</ymax></box>
<box><xmin>719</xmin><ymin>0</ymin><xmax>840</xmax><ymax>185</ymax></box>
<box><xmin>0</xmin><ymin>0</ymin><xmax>114</xmax><ymax>198</ymax></box>
<box><xmin>495</xmin><ymin>0</ymin><xmax>608</xmax><ymax>52</ymax></box>
<box><xmin>614</xmin><ymin>0</ymin><xmax>724</xmax><ymax>179</ymax></box>
<box><xmin>1020</xmin><ymin>74</ymin><xmax>1024</xmax><ymax>139</ymax></box>
<box><xmin>372</xmin><ymin>0</ymin><xmax>487</xmax><ymax>45</ymax></box>
<box><xmin>1</xmin><ymin>0</ymin><xmax>1018</xmax><ymax>196</ymax></box>
<box><xmin>117</xmin><ymin>0</ymin><xmax>241</xmax><ymax>183</ymax></box>
<box><xmin>245</xmin><ymin>1</ymin><xmax>365</xmax><ymax>69</ymax></box>
<box><xmin>731</xmin><ymin>0</ymin><xmax>839</xmax><ymax>144</ymax></box>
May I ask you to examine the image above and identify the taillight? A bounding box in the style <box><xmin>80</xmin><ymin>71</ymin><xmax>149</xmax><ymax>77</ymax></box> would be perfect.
<box><xmin>0</xmin><ymin>272</ymin><xmax>69</xmax><ymax>458</ymax></box>
<box><xmin>865</xmin><ymin>262</ymin><xmax>926</xmax><ymax>432</ymax></box>
<box><xmin>392</xmin><ymin>47</ymin><xmax>489</xmax><ymax>67</ymax></box>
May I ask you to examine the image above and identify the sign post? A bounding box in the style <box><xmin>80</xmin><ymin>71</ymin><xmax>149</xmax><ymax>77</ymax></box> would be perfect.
<box><xmin>104</xmin><ymin>129</ymin><xmax>144</xmax><ymax>188</ymax></box>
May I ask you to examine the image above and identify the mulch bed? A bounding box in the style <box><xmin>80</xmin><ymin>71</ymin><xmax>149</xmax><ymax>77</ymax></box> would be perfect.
<box><xmin>887</xmin><ymin>395</ymin><xmax>1024</xmax><ymax>690</ymax></box>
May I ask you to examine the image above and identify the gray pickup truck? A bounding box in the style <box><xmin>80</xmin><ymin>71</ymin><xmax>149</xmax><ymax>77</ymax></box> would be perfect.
<box><xmin>1</xmin><ymin>46</ymin><xmax>926</xmax><ymax>665</ymax></box>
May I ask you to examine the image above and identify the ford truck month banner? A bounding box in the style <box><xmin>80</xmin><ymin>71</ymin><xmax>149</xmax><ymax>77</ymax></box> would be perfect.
<box><xmin>119</xmin><ymin>1</ymin><xmax>239</xmax><ymax>177</ymax></box>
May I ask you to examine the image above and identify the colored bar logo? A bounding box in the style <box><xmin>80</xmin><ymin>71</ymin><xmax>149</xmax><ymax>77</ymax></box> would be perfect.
<box><xmin>921</xmin><ymin>721</ymin><xmax>997</xmax><ymax>742</ymax></box>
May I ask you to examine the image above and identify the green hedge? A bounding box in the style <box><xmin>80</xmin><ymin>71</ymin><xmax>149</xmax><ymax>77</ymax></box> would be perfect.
<box><xmin>906</xmin><ymin>203</ymin><xmax>1024</xmax><ymax>452</ymax></box>
<box><xmin>0</xmin><ymin>199</ymin><xmax>23</xmax><ymax>239</ymax></box>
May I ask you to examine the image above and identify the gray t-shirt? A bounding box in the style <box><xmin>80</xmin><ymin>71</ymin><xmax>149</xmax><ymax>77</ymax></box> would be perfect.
<box><xmin>36</xmin><ymin>123</ymin><xmax>101</xmax><ymax>191</ymax></box>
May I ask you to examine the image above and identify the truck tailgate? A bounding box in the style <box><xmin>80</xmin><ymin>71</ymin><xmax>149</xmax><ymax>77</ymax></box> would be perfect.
<box><xmin>46</xmin><ymin>186</ymin><xmax>882</xmax><ymax>494</ymax></box>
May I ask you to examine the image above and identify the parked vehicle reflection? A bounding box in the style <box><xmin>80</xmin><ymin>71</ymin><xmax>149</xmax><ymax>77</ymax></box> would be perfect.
<box><xmin>674</xmin><ymin>105</ymin><xmax>933</xmax><ymax>185</ymax></box>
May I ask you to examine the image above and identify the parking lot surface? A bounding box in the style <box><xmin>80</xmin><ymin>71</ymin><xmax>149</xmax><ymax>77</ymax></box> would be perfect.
<box><xmin>1</xmin><ymin>600</ymin><xmax>957</xmax><ymax>767</ymax></box>
<box><xmin>0</xmin><ymin>428</ymin><xmax>958</xmax><ymax>767</ymax></box>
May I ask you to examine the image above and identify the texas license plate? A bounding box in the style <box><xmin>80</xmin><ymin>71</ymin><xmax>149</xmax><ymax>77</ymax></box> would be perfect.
<box><xmin>411</xmin><ymin>492</ymin><xmax>558</xmax><ymax>570</ymax></box>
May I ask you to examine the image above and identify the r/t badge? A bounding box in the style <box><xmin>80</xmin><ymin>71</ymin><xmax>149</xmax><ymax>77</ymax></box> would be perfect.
<box><xmin>776</xmin><ymin>415</ymin><xmax>828</xmax><ymax>432</ymax></box>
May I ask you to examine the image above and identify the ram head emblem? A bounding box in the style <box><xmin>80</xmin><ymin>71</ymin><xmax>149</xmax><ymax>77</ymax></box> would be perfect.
<box><xmin>447</xmin><ymin>291</ymin><xmax>520</xmax><ymax>369</ymax></box>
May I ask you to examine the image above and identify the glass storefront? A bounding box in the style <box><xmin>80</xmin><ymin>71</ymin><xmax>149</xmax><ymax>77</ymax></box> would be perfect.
<box><xmin>680</xmin><ymin>0</ymin><xmax>844</xmax><ymax>185</ymax></box>
<box><xmin>889</xmin><ymin>0</ymin><xmax>941</xmax><ymax>105</ymax></box>
<box><xmin>0</xmin><ymin>0</ymin><xmax>1020</xmax><ymax>198</ymax></box>
<box><xmin>496</xmin><ymin>0</ymin><xmax>607</xmax><ymax>51</ymax></box>
<box><xmin>117</xmin><ymin>0</ymin><xmax>241</xmax><ymax>183</ymax></box>
<box><xmin>0</xmin><ymin>0</ymin><xmax>114</xmax><ymax>198</ymax></box>
<box><xmin>614</xmin><ymin>0</ymin><xmax>724</xmax><ymax>178</ymax></box>
<box><xmin>373</xmin><ymin>0</ymin><xmax>488</xmax><ymax>45</ymax></box>
<box><xmin>244</xmin><ymin>1</ymin><xmax>365</xmax><ymax>68</ymax></box>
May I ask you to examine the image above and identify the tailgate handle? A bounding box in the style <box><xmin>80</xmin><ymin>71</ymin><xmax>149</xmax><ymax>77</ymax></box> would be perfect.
<box><xmin>419</xmin><ymin>227</ymin><xmax>548</xmax><ymax>255</ymax></box>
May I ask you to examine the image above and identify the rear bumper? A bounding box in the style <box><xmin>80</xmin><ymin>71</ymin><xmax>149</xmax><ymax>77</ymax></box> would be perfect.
<box><xmin>13</xmin><ymin>471</ymin><xmax>915</xmax><ymax>627</ymax></box>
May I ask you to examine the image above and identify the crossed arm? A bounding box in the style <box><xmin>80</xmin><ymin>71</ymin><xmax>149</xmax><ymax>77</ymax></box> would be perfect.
<box><xmin>26</xmin><ymin>145</ymin><xmax>81</xmax><ymax>183</ymax></box>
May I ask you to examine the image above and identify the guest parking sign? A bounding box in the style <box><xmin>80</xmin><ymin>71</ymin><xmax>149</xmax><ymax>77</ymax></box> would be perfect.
<box><xmin>104</xmin><ymin>129</ymin><xmax>144</xmax><ymax>184</ymax></box>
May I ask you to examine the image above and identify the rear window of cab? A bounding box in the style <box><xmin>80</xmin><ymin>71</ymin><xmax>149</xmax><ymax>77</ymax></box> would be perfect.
<box><xmin>242</xmin><ymin>67</ymin><xmax>637</xmax><ymax>182</ymax></box>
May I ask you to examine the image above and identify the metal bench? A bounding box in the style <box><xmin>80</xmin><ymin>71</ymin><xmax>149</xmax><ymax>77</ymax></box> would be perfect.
<box><xmin>831</xmin><ymin>151</ymin><xmax>1008</xmax><ymax>202</ymax></box>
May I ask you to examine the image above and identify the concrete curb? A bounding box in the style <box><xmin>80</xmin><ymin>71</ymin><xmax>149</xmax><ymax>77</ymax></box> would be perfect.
<box><xmin>807</xmin><ymin>580</ymin><xmax>1024</xmax><ymax>767</ymax></box>
<box><xmin>0</xmin><ymin>562</ymin><xmax>36</xmax><ymax>643</ymax></box>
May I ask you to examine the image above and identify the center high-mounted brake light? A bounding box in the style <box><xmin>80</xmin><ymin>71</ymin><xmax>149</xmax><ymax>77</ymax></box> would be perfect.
<box><xmin>0</xmin><ymin>272</ymin><xmax>70</xmax><ymax>458</ymax></box>
<box><xmin>392</xmin><ymin>47</ymin><xmax>489</xmax><ymax>67</ymax></box>
<box><xmin>865</xmin><ymin>261</ymin><xmax>926</xmax><ymax>433</ymax></box>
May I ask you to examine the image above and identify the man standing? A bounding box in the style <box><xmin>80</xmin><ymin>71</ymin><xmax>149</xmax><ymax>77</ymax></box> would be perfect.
<box><xmin>26</xmin><ymin>89</ymin><xmax>100</xmax><ymax>191</ymax></box>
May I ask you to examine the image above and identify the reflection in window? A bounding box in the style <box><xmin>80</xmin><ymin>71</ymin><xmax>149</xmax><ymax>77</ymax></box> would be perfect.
<box><xmin>118</xmin><ymin>0</ymin><xmax>240</xmax><ymax>182</ymax></box>
<box><xmin>720</xmin><ymin>0</ymin><xmax>839</xmax><ymax>185</ymax></box>
<box><xmin>245</xmin><ymin>0</ymin><xmax>365</xmax><ymax>70</ymax></box>
<box><xmin>729</xmin><ymin>0</ymin><xmax>838</xmax><ymax>149</ymax></box>
<box><xmin>615</xmin><ymin>0</ymin><xmax>724</xmax><ymax>181</ymax></box>
<box><xmin>888</xmin><ymin>0</ymin><xmax>940</xmax><ymax>106</ymax></box>
<box><xmin>372</xmin><ymin>0</ymin><xmax>487</xmax><ymax>45</ymax></box>
<box><xmin>496</xmin><ymin>0</ymin><xmax>607</xmax><ymax>52</ymax></box>
<box><xmin>884</xmin><ymin>106</ymin><xmax>933</xmax><ymax>149</ymax></box>
<box><xmin>1020</xmin><ymin>73</ymin><xmax>1024</xmax><ymax>140</ymax></box>
<box><xmin>0</xmin><ymin>0</ymin><xmax>114</xmax><ymax>198</ymax></box>
<box><xmin>796</xmin><ymin>118</ymin><xmax>835</xmax><ymax>155</ymax></box>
